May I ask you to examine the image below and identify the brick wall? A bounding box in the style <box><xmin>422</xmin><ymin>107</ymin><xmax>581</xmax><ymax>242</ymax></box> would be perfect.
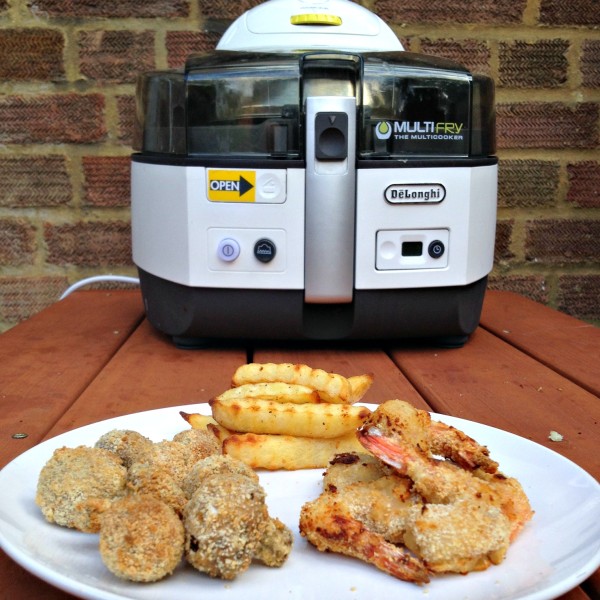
<box><xmin>0</xmin><ymin>0</ymin><xmax>598</xmax><ymax>330</ymax></box>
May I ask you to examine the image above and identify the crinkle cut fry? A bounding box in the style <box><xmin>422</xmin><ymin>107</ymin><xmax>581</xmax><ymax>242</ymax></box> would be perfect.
<box><xmin>231</xmin><ymin>363</ymin><xmax>352</xmax><ymax>403</ymax></box>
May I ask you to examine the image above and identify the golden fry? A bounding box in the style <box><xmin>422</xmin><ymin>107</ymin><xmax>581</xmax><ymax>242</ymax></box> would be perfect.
<box><xmin>215</xmin><ymin>382</ymin><xmax>320</xmax><ymax>404</ymax></box>
<box><xmin>179</xmin><ymin>411</ymin><xmax>231</xmax><ymax>442</ymax></box>
<box><xmin>232</xmin><ymin>362</ymin><xmax>353</xmax><ymax>403</ymax></box>
<box><xmin>348</xmin><ymin>374</ymin><xmax>374</xmax><ymax>403</ymax></box>
<box><xmin>223</xmin><ymin>432</ymin><xmax>365</xmax><ymax>470</ymax></box>
<box><xmin>209</xmin><ymin>398</ymin><xmax>371</xmax><ymax>439</ymax></box>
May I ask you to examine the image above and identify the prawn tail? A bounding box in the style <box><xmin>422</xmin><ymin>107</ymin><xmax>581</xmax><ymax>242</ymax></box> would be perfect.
<box><xmin>357</xmin><ymin>427</ymin><xmax>412</xmax><ymax>473</ymax></box>
<box><xmin>299</xmin><ymin>496</ymin><xmax>430</xmax><ymax>584</ymax></box>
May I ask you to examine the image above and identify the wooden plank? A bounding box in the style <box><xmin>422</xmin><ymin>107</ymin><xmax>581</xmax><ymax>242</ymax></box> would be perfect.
<box><xmin>559</xmin><ymin>586</ymin><xmax>595</xmax><ymax>600</ymax></box>
<box><xmin>583</xmin><ymin>567</ymin><xmax>600</xmax><ymax>599</ymax></box>
<box><xmin>481</xmin><ymin>291</ymin><xmax>600</xmax><ymax>397</ymax></box>
<box><xmin>0</xmin><ymin>290</ymin><xmax>144</xmax><ymax>467</ymax></box>
<box><xmin>389</xmin><ymin>328</ymin><xmax>600</xmax><ymax>479</ymax></box>
<box><xmin>43</xmin><ymin>320</ymin><xmax>247</xmax><ymax>438</ymax></box>
<box><xmin>252</xmin><ymin>346</ymin><xmax>431</xmax><ymax>410</ymax></box>
<box><xmin>0</xmin><ymin>552</ymin><xmax>78</xmax><ymax>599</ymax></box>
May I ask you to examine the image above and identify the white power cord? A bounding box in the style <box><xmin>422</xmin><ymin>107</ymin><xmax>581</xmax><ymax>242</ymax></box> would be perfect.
<box><xmin>59</xmin><ymin>275</ymin><xmax>140</xmax><ymax>300</ymax></box>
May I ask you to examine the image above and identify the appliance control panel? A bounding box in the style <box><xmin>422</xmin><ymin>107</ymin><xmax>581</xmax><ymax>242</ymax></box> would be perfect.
<box><xmin>376</xmin><ymin>229</ymin><xmax>449</xmax><ymax>270</ymax></box>
<box><xmin>208</xmin><ymin>228</ymin><xmax>285</xmax><ymax>272</ymax></box>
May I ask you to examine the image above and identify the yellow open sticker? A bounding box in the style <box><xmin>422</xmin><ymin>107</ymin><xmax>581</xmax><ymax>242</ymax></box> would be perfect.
<box><xmin>207</xmin><ymin>170</ymin><xmax>256</xmax><ymax>202</ymax></box>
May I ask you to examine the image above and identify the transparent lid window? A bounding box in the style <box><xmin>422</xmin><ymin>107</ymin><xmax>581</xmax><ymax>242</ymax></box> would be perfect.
<box><xmin>134</xmin><ymin>71</ymin><xmax>186</xmax><ymax>154</ymax></box>
<box><xmin>186</xmin><ymin>53</ymin><xmax>301</xmax><ymax>158</ymax></box>
<box><xmin>361</xmin><ymin>54</ymin><xmax>474</xmax><ymax>158</ymax></box>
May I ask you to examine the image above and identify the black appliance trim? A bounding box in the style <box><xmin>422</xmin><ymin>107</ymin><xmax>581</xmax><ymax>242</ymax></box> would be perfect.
<box><xmin>131</xmin><ymin>153</ymin><xmax>496</xmax><ymax>169</ymax></box>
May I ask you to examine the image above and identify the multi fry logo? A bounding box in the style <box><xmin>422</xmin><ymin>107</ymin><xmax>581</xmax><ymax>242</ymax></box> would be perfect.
<box><xmin>376</xmin><ymin>121</ymin><xmax>464</xmax><ymax>139</ymax></box>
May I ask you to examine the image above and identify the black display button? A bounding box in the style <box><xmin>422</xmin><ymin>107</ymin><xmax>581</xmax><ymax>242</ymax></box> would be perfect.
<box><xmin>428</xmin><ymin>240</ymin><xmax>445</xmax><ymax>258</ymax></box>
<box><xmin>315</xmin><ymin>112</ymin><xmax>348</xmax><ymax>160</ymax></box>
<box><xmin>254</xmin><ymin>238</ymin><xmax>276</xmax><ymax>263</ymax></box>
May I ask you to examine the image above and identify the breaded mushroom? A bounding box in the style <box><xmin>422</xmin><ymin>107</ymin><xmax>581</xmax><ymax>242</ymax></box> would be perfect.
<box><xmin>184</xmin><ymin>473</ymin><xmax>269</xmax><ymax>580</ymax></box>
<box><xmin>172</xmin><ymin>428</ymin><xmax>221</xmax><ymax>463</ymax></box>
<box><xmin>99</xmin><ymin>494</ymin><xmax>184</xmax><ymax>582</ymax></box>
<box><xmin>254</xmin><ymin>517</ymin><xmax>293</xmax><ymax>568</ymax></box>
<box><xmin>137</xmin><ymin>440</ymin><xmax>197</xmax><ymax>488</ymax></box>
<box><xmin>127</xmin><ymin>462</ymin><xmax>188</xmax><ymax>515</ymax></box>
<box><xmin>36</xmin><ymin>445</ymin><xmax>127</xmax><ymax>532</ymax></box>
<box><xmin>95</xmin><ymin>429</ymin><xmax>154</xmax><ymax>468</ymax></box>
<box><xmin>181</xmin><ymin>454</ymin><xmax>258</xmax><ymax>499</ymax></box>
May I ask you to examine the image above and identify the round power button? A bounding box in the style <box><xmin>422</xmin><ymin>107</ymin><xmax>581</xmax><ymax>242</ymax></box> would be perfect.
<box><xmin>217</xmin><ymin>238</ymin><xmax>240</xmax><ymax>262</ymax></box>
<box><xmin>428</xmin><ymin>240</ymin><xmax>445</xmax><ymax>259</ymax></box>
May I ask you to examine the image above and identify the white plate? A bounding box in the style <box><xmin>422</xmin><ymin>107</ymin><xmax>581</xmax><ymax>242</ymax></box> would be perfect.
<box><xmin>1</xmin><ymin>404</ymin><xmax>599</xmax><ymax>600</ymax></box>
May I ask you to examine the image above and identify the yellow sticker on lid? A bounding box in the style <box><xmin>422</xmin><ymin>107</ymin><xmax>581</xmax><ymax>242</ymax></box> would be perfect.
<box><xmin>207</xmin><ymin>170</ymin><xmax>256</xmax><ymax>202</ymax></box>
<box><xmin>290</xmin><ymin>13</ymin><xmax>342</xmax><ymax>26</ymax></box>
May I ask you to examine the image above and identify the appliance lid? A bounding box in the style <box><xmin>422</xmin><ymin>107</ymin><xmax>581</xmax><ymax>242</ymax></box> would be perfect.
<box><xmin>217</xmin><ymin>0</ymin><xmax>404</xmax><ymax>53</ymax></box>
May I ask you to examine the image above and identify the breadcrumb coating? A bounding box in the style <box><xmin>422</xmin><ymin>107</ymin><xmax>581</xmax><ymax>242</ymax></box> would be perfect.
<box><xmin>138</xmin><ymin>440</ymin><xmax>197</xmax><ymax>488</ymax></box>
<box><xmin>36</xmin><ymin>445</ymin><xmax>126</xmax><ymax>532</ymax></box>
<box><xmin>99</xmin><ymin>494</ymin><xmax>184</xmax><ymax>582</ymax></box>
<box><xmin>254</xmin><ymin>517</ymin><xmax>293</xmax><ymax>567</ymax></box>
<box><xmin>127</xmin><ymin>462</ymin><xmax>188</xmax><ymax>515</ymax></box>
<box><xmin>95</xmin><ymin>429</ymin><xmax>154</xmax><ymax>468</ymax></box>
<box><xmin>172</xmin><ymin>428</ymin><xmax>221</xmax><ymax>462</ymax></box>
<box><xmin>181</xmin><ymin>454</ymin><xmax>258</xmax><ymax>499</ymax></box>
<box><xmin>36</xmin><ymin>425</ymin><xmax>292</xmax><ymax>585</ymax></box>
<box><xmin>404</xmin><ymin>502</ymin><xmax>509</xmax><ymax>572</ymax></box>
<box><xmin>184</xmin><ymin>473</ymin><xmax>269</xmax><ymax>580</ymax></box>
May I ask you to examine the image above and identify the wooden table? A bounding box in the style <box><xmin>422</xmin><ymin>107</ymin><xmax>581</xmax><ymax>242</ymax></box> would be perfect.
<box><xmin>0</xmin><ymin>289</ymin><xmax>598</xmax><ymax>599</ymax></box>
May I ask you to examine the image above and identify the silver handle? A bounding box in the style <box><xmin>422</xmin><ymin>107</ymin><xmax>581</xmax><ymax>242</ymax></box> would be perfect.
<box><xmin>304</xmin><ymin>96</ymin><xmax>356</xmax><ymax>303</ymax></box>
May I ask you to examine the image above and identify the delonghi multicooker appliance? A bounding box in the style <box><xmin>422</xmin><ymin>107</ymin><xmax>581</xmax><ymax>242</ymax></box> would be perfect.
<box><xmin>131</xmin><ymin>0</ymin><xmax>497</xmax><ymax>347</ymax></box>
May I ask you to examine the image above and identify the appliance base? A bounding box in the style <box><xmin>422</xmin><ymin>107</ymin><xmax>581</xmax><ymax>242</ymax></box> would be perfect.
<box><xmin>138</xmin><ymin>269</ymin><xmax>488</xmax><ymax>348</ymax></box>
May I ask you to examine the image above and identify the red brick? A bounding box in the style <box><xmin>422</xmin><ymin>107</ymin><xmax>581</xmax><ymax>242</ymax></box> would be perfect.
<box><xmin>117</xmin><ymin>95</ymin><xmax>136</xmax><ymax>146</ymax></box>
<box><xmin>0</xmin><ymin>276</ymin><xmax>68</xmax><ymax>324</ymax></box>
<box><xmin>0</xmin><ymin>156</ymin><xmax>71</xmax><ymax>208</ymax></box>
<box><xmin>488</xmin><ymin>274</ymin><xmax>549</xmax><ymax>304</ymax></box>
<box><xmin>581</xmin><ymin>40</ymin><xmax>600</xmax><ymax>88</ymax></box>
<box><xmin>166</xmin><ymin>31</ymin><xmax>222</xmax><ymax>68</ymax></box>
<box><xmin>497</xmin><ymin>102</ymin><xmax>599</xmax><ymax>149</ymax></box>
<box><xmin>0</xmin><ymin>94</ymin><xmax>106</xmax><ymax>144</ymax></box>
<box><xmin>78</xmin><ymin>30</ymin><xmax>155</xmax><ymax>84</ymax></box>
<box><xmin>197</xmin><ymin>0</ymin><xmax>262</xmax><ymax>20</ymax></box>
<box><xmin>566</xmin><ymin>161</ymin><xmax>600</xmax><ymax>208</ymax></box>
<box><xmin>44</xmin><ymin>221</ymin><xmax>132</xmax><ymax>267</ymax></box>
<box><xmin>83</xmin><ymin>156</ymin><xmax>131</xmax><ymax>207</ymax></box>
<box><xmin>557</xmin><ymin>275</ymin><xmax>600</xmax><ymax>322</ymax></box>
<box><xmin>374</xmin><ymin>0</ymin><xmax>526</xmax><ymax>24</ymax></box>
<box><xmin>419</xmin><ymin>38</ymin><xmax>491</xmax><ymax>75</ymax></box>
<box><xmin>525</xmin><ymin>219</ymin><xmax>600</xmax><ymax>263</ymax></box>
<box><xmin>0</xmin><ymin>29</ymin><xmax>65</xmax><ymax>81</ymax></box>
<box><xmin>498</xmin><ymin>159</ymin><xmax>559</xmax><ymax>208</ymax></box>
<box><xmin>0</xmin><ymin>218</ymin><xmax>36</xmax><ymax>265</ymax></box>
<box><xmin>494</xmin><ymin>219</ymin><xmax>515</xmax><ymax>263</ymax></box>
<box><xmin>499</xmin><ymin>40</ymin><xmax>569</xmax><ymax>88</ymax></box>
<box><xmin>29</xmin><ymin>0</ymin><xmax>189</xmax><ymax>18</ymax></box>
<box><xmin>539</xmin><ymin>0</ymin><xmax>600</xmax><ymax>26</ymax></box>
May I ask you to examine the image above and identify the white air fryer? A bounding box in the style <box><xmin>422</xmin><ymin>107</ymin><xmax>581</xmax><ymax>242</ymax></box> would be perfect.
<box><xmin>131</xmin><ymin>0</ymin><xmax>497</xmax><ymax>347</ymax></box>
